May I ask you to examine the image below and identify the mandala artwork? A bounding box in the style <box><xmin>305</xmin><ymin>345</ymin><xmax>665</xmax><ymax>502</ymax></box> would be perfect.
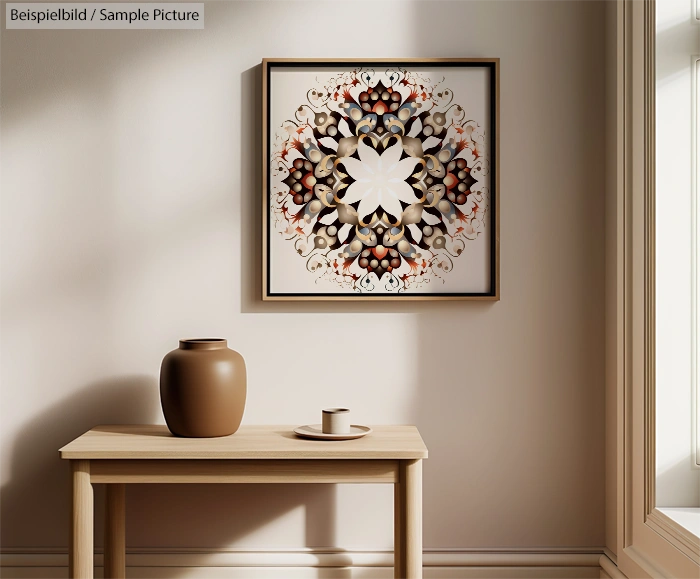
<box><xmin>266</xmin><ymin>64</ymin><xmax>496</xmax><ymax>297</ymax></box>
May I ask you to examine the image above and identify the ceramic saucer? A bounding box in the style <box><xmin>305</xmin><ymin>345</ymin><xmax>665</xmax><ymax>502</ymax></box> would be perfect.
<box><xmin>293</xmin><ymin>424</ymin><xmax>372</xmax><ymax>441</ymax></box>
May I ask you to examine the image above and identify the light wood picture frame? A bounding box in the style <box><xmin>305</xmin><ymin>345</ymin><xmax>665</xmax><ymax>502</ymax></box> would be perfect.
<box><xmin>262</xmin><ymin>58</ymin><xmax>499</xmax><ymax>301</ymax></box>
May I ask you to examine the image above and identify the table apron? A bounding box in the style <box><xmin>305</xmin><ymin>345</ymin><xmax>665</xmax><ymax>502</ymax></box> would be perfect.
<box><xmin>89</xmin><ymin>459</ymin><xmax>400</xmax><ymax>483</ymax></box>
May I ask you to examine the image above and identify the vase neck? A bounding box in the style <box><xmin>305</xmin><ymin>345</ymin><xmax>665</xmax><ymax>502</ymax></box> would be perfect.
<box><xmin>179</xmin><ymin>339</ymin><xmax>227</xmax><ymax>351</ymax></box>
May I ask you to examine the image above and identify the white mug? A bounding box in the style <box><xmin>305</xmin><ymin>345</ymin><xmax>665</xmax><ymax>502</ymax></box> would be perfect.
<box><xmin>322</xmin><ymin>408</ymin><xmax>350</xmax><ymax>434</ymax></box>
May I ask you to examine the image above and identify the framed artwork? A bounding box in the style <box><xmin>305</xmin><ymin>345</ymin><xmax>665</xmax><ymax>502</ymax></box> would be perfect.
<box><xmin>262</xmin><ymin>59</ymin><xmax>499</xmax><ymax>301</ymax></box>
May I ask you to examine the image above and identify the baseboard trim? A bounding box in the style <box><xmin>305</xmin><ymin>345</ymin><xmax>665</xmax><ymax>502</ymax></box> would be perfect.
<box><xmin>1</xmin><ymin>548</ymin><xmax>604</xmax><ymax>578</ymax></box>
<box><xmin>1</xmin><ymin>547</ymin><xmax>604</xmax><ymax>568</ymax></box>
<box><xmin>599</xmin><ymin>554</ymin><xmax>629</xmax><ymax>578</ymax></box>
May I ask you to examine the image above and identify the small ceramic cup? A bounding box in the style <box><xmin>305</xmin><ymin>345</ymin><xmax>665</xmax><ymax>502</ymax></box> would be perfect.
<box><xmin>322</xmin><ymin>408</ymin><xmax>350</xmax><ymax>434</ymax></box>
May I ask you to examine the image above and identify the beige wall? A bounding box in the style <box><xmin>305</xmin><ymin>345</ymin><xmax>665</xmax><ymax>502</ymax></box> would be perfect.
<box><xmin>0</xmin><ymin>0</ymin><xmax>606</xmax><ymax>552</ymax></box>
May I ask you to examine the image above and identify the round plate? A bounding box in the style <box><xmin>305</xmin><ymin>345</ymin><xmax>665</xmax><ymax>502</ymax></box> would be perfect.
<box><xmin>293</xmin><ymin>424</ymin><xmax>372</xmax><ymax>441</ymax></box>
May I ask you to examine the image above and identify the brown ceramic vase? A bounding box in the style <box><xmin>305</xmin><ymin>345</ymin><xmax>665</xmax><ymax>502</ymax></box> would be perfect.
<box><xmin>160</xmin><ymin>339</ymin><xmax>246</xmax><ymax>437</ymax></box>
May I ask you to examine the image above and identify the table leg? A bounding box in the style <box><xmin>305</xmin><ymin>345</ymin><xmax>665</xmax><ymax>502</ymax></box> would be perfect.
<box><xmin>396</xmin><ymin>459</ymin><xmax>422</xmax><ymax>579</ymax></box>
<box><xmin>69</xmin><ymin>460</ymin><xmax>93</xmax><ymax>579</ymax></box>
<box><xmin>104</xmin><ymin>484</ymin><xmax>126</xmax><ymax>579</ymax></box>
<box><xmin>394</xmin><ymin>470</ymin><xmax>406</xmax><ymax>579</ymax></box>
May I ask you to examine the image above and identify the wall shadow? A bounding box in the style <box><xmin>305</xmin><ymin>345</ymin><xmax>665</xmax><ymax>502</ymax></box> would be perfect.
<box><xmin>3</xmin><ymin>0</ymin><xmax>612</xmax><ymax>574</ymax></box>
<box><xmin>124</xmin><ymin>483</ymin><xmax>345</xmax><ymax>559</ymax></box>
<box><xmin>1</xmin><ymin>4</ymin><xmax>347</xmax><ymax>564</ymax></box>
<box><xmin>408</xmin><ymin>0</ymin><xmax>608</xmax><ymax>551</ymax></box>
<box><xmin>0</xmin><ymin>2</ymin><xmax>241</xmax><ymax>129</ymax></box>
<box><xmin>1</xmin><ymin>376</ymin><xmax>347</xmax><ymax>573</ymax></box>
<box><xmin>0</xmin><ymin>375</ymin><xmax>158</xmax><ymax>549</ymax></box>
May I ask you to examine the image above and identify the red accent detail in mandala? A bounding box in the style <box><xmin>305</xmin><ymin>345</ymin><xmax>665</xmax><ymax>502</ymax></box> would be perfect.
<box><xmin>443</xmin><ymin>173</ymin><xmax>458</xmax><ymax>190</ymax></box>
<box><xmin>301</xmin><ymin>173</ymin><xmax>315</xmax><ymax>189</ymax></box>
<box><xmin>372</xmin><ymin>246</ymin><xmax>389</xmax><ymax>260</ymax></box>
<box><xmin>372</xmin><ymin>102</ymin><xmax>388</xmax><ymax>115</ymax></box>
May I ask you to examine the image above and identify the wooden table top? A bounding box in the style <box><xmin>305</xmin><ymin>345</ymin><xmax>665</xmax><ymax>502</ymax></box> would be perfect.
<box><xmin>59</xmin><ymin>425</ymin><xmax>429</xmax><ymax>460</ymax></box>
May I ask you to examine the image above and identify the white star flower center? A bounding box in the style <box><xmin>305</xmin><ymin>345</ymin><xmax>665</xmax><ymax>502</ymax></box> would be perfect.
<box><xmin>340</xmin><ymin>140</ymin><xmax>419</xmax><ymax>220</ymax></box>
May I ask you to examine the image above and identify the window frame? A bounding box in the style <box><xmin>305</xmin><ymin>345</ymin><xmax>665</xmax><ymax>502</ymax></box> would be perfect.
<box><xmin>606</xmin><ymin>1</ymin><xmax>700</xmax><ymax>577</ymax></box>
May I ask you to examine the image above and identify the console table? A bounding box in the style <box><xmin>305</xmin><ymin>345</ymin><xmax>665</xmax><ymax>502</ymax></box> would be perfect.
<box><xmin>59</xmin><ymin>424</ymin><xmax>428</xmax><ymax>579</ymax></box>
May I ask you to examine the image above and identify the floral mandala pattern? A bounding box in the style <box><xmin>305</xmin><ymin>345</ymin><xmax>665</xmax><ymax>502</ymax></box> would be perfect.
<box><xmin>270</xmin><ymin>68</ymin><xmax>490</xmax><ymax>293</ymax></box>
